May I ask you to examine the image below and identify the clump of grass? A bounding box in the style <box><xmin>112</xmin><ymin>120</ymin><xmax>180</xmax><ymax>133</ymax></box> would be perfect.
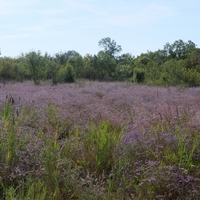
<box><xmin>78</xmin><ymin>120</ymin><xmax>124</xmax><ymax>176</ymax></box>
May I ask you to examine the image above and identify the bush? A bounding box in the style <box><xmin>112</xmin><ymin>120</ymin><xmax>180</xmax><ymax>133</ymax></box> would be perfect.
<box><xmin>25</xmin><ymin>51</ymin><xmax>46</xmax><ymax>85</ymax></box>
<box><xmin>55</xmin><ymin>64</ymin><xmax>76</xmax><ymax>83</ymax></box>
<box><xmin>114</xmin><ymin>64</ymin><xmax>133</xmax><ymax>81</ymax></box>
<box><xmin>65</xmin><ymin>64</ymin><xmax>76</xmax><ymax>83</ymax></box>
<box><xmin>55</xmin><ymin>67</ymin><xmax>66</xmax><ymax>83</ymax></box>
<box><xmin>0</xmin><ymin>58</ymin><xmax>15</xmax><ymax>80</ymax></box>
<box><xmin>133</xmin><ymin>68</ymin><xmax>145</xmax><ymax>83</ymax></box>
<box><xmin>159</xmin><ymin>59</ymin><xmax>185</xmax><ymax>86</ymax></box>
<box><xmin>182</xmin><ymin>68</ymin><xmax>200</xmax><ymax>87</ymax></box>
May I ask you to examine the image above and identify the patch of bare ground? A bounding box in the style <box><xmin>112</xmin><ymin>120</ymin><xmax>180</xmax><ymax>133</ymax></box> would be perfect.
<box><xmin>1</xmin><ymin>80</ymin><xmax>200</xmax><ymax>137</ymax></box>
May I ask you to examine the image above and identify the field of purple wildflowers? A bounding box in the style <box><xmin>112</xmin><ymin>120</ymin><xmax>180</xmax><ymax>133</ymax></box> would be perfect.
<box><xmin>1</xmin><ymin>80</ymin><xmax>200</xmax><ymax>199</ymax></box>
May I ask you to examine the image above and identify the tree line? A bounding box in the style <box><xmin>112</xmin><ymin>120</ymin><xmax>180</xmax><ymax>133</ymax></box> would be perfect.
<box><xmin>0</xmin><ymin>37</ymin><xmax>200</xmax><ymax>86</ymax></box>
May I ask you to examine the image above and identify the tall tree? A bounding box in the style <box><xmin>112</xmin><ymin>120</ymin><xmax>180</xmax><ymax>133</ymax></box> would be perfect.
<box><xmin>96</xmin><ymin>51</ymin><xmax>117</xmax><ymax>80</ymax></box>
<box><xmin>164</xmin><ymin>40</ymin><xmax>197</xmax><ymax>60</ymax></box>
<box><xmin>98</xmin><ymin>37</ymin><xmax>122</xmax><ymax>58</ymax></box>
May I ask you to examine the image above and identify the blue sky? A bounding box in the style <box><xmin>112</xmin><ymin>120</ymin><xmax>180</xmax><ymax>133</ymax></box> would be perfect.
<box><xmin>0</xmin><ymin>0</ymin><xmax>200</xmax><ymax>58</ymax></box>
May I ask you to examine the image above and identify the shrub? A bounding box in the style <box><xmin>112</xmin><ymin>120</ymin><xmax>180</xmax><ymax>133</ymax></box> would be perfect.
<box><xmin>25</xmin><ymin>51</ymin><xmax>46</xmax><ymax>85</ymax></box>
<box><xmin>65</xmin><ymin>64</ymin><xmax>76</xmax><ymax>83</ymax></box>
<box><xmin>55</xmin><ymin>64</ymin><xmax>76</xmax><ymax>83</ymax></box>
<box><xmin>159</xmin><ymin>59</ymin><xmax>185</xmax><ymax>86</ymax></box>
<box><xmin>133</xmin><ymin>68</ymin><xmax>145</xmax><ymax>83</ymax></box>
<box><xmin>114</xmin><ymin>64</ymin><xmax>133</xmax><ymax>81</ymax></box>
<box><xmin>182</xmin><ymin>68</ymin><xmax>200</xmax><ymax>87</ymax></box>
<box><xmin>55</xmin><ymin>67</ymin><xmax>66</xmax><ymax>83</ymax></box>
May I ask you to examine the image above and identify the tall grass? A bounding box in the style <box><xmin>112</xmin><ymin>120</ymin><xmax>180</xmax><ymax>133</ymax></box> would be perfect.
<box><xmin>81</xmin><ymin>120</ymin><xmax>124</xmax><ymax>175</ymax></box>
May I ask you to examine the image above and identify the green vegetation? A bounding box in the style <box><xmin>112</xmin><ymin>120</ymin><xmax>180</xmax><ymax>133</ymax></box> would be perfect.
<box><xmin>0</xmin><ymin>38</ymin><xmax>200</xmax><ymax>86</ymax></box>
<box><xmin>55</xmin><ymin>64</ymin><xmax>76</xmax><ymax>84</ymax></box>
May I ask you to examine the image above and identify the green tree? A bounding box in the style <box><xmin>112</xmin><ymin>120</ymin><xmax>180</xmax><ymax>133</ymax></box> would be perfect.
<box><xmin>163</xmin><ymin>40</ymin><xmax>197</xmax><ymax>60</ymax></box>
<box><xmin>114</xmin><ymin>53</ymin><xmax>134</xmax><ymax>81</ymax></box>
<box><xmin>159</xmin><ymin>59</ymin><xmax>185</xmax><ymax>85</ymax></box>
<box><xmin>117</xmin><ymin>53</ymin><xmax>135</xmax><ymax>65</ymax></box>
<box><xmin>135</xmin><ymin>56</ymin><xmax>152</xmax><ymax>67</ymax></box>
<box><xmin>0</xmin><ymin>57</ymin><xmax>15</xmax><ymax>80</ymax></box>
<box><xmin>12</xmin><ymin>63</ymin><xmax>25</xmax><ymax>82</ymax></box>
<box><xmin>55</xmin><ymin>50</ymin><xmax>80</xmax><ymax>66</ymax></box>
<box><xmin>46</xmin><ymin>60</ymin><xmax>60</xmax><ymax>84</ymax></box>
<box><xmin>114</xmin><ymin>64</ymin><xmax>133</xmax><ymax>81</ymax></box>
<box><xmin>56</xmin><ymin>64</ymin><xmax>76</xmax><ymax>83</ymax></box>
<box><xmin>185</xmin><ymin>48</ymin><xmax>200</xmax><ymax>71</ymax></box>
<box><xmin>145</xmin><ymin>50</ymin><xmax>167</xmax><ymax>65</ymax></box>
<box><xmin>16</xmin><ymin>53</ymin><xmax>32</xmax><ymax>80</ymax></box>
<box><xmin>65</xmin><ymin>64</ymin><xmax>76</xmax><ymax>82</ymax></box>
<box><xmin>182</xmin><ymin>68</ymin><xmax>200</xmax><ymax>86</ymax></box>
<box><xmin>133</xmin><ymin>68</ymin><xmax>145</xmax><ymax>83</ymax></box>
<box><xmin>25</xmin><ymin>51</ymin><xmax>46</xmax><ymax>85</ymax></box>
<box><xmin>83</xmin><ymin>54</ymin><xmax>97</xmax><ymax>80</ymax></box>
<box><xmin>163</xmin><ymin>42</ymin><xmax>176</xmax><ymax>59</ymax></box>
<box><xmin>96</xmin><ymin>51</ymin><xmax>117</xmax><ymax>80</ymax></box>
<box><xmin>98</xmin><ymin>37</ymin><xmax>122</xmax><ymax>58</ymax></box>
<box><xmin>67</xmin><ymin>56</ymin><xmax>84</xmax><ymax>78</ymax></box>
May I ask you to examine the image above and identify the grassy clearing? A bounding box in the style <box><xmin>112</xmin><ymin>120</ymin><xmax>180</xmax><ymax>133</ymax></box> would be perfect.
<box><xmin>1</xmin><ymin>81</ymin><xmax>200</xmax><ymax>199</ymax></box>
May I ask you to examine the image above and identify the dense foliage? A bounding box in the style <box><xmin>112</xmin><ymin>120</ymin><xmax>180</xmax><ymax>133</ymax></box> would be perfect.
<box><xmin>0</xmin><ymin>38</ymin><xmax>200</xmax><ymax>86</ymax></box>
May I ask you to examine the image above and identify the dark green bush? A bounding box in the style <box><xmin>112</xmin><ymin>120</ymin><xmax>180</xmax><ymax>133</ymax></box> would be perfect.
<box><xmin>56</xmin><ymin>64</ymin><xmax>76</xmax><ymax>83</ymax></box>
<box><xmin>133</xmin><ymin>68</ymin><xmax>145</xmax><ymax>83</ymax></box>
<box><xmin>65</xmin><ymin>64</ymin><xmax>76</xmax><ymax>83</ymax></box>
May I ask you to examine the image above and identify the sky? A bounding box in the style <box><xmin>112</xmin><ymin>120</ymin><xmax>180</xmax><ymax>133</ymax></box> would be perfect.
<box><xmin>0</xmin><ymin>0</ymin><xmax>200</xmax><ymax>58</ymax></box>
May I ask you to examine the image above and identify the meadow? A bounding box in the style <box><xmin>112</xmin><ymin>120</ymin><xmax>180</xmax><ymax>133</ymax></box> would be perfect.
<box><xmin>1</xmin><ymin>80</ymin><xmax>200</xmax><ymax>199</ymax></box>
